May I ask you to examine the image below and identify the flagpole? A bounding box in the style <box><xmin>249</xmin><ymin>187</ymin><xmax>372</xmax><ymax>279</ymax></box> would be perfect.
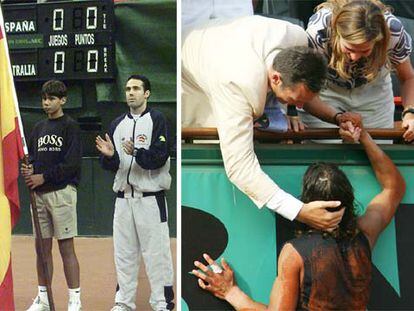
<box><xmin>0</xmin><ymin>5</ymin><xmax>55</xmax><ymax>311</ymax></box>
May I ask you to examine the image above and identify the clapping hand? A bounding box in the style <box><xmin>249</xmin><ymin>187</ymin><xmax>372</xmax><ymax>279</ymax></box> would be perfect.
<box><xmin>96</xmin><ymin>134</ymin><xmax>115</xmax><ymax>157</ymax></box>
<box><xmin>122</xmin><ymin>139</ymin><xmax>134</xmax><ymax>155</ymax></box>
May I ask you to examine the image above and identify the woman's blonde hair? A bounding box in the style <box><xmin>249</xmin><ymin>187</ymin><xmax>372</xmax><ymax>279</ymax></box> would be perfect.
<box><xmin>316</xmin><ymin>0</ymin><xmax>391</xmax><ymax>82</ymax></box>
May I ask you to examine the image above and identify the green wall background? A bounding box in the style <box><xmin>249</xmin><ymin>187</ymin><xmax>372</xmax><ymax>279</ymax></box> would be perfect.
<box><xmin>10</xmin><ymin>0</ymin><xmax>177</xmax><ymax>237</ymax></box>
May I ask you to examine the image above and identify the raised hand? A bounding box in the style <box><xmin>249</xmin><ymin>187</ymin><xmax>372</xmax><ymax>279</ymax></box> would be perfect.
<box><xmin>192</xmin><ymin>253</ymin><xmax>235</xmax><ymax>300</ymax></box>
<box><xmin>338</xmin><ymin>112</ymin><xmax>363</xmax><ymax>143</ymax></box>
<box><xmin>96</xmin><ymin>133</ymin><xmax>115</xmax><ymax>157</ymax></box>
<box><xmin>339</xmin><ymin>127</ymin><xmax>362</xmax><ymax>143</ymax></box>
<box><xmin>337</xmin><ymin>112</ymin><xmax>363</xmax><ymax>129</ymax></box>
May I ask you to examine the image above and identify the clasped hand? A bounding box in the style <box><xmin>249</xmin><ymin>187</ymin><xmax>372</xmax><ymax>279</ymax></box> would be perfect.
<box><xmin>21</xmin><ymin>163</ymin><xmax>44</xmax><ymax>189</ymax></box>
<box><xmin>338</xmin><ymin>112</ymin><xmax>363</xmax><ymax>143</ymax></box>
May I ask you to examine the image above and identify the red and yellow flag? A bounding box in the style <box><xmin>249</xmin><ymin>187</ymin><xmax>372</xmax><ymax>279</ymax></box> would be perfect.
<box><xmin>0</xmin><ymin>5</ymin><xmax>25</xmax><ymax>310</ymax></box>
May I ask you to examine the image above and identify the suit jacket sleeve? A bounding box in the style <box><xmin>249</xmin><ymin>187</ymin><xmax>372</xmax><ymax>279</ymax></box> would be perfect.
<box><xmin>211</xmin><ymin>79</ymin><xmax>280</xmax><ymax>208</ymax></box>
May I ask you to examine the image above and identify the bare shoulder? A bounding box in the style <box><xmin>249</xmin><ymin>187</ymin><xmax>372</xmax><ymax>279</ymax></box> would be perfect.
<box><xmin>279</xmin><ymin>243</ymin><xmax>303</xmax><ymax>272</ymax></box>
<box><xmin>268</xmin><ymin>242</ymin><xmax>303</xmax><ymax>310</ymax></box>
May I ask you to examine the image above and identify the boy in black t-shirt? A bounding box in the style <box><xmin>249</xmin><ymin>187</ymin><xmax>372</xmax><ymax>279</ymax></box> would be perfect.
<box><xmin>21</xmin><ymin>80</ymin><xmax>82</xmax><ymax>311</ymax></box>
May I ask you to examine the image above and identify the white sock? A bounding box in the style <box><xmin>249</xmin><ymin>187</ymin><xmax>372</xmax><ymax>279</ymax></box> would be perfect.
<box><xmin>68</xmin><ymin>287</ymin><xmax>81</xmax><ymax>303</ymax></box>
<box><xmin>38</xmin><ymin>286</ymin><xmax>48</xmax><ymax>304</ymax></box>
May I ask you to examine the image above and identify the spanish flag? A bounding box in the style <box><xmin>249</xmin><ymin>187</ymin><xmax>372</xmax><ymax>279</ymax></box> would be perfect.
<box><xmin>0</xmin><ymin>5</ymin><xmax>26</xmax><ymax>310</ymax></box>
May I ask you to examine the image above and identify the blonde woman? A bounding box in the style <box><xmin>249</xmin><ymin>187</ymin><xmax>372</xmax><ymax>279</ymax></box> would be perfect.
<box><xmin>300</xmin><ymin>0</ymin><xmax>414</xmax><ymax>142</ymax></box>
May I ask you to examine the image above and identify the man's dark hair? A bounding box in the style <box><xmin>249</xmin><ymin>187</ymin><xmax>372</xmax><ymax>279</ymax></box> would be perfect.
<box><xmin>272</xmin><ymin>46</ymin><xmax>327</xmax><ymax>93</ymax></box>
<box><xmin>41</xmin><ymin>80</ymin><xmax>67</xmax><ymax>98</ymax></box>
<box><xmin>127</xmin><ymin>74</ymin><xmax>151</xmax><ymax>92</ymax></box>
<box><xmin>299</xmin><ymin>162</ymin><xmax>357</xmax><ymax>240</ymax></box>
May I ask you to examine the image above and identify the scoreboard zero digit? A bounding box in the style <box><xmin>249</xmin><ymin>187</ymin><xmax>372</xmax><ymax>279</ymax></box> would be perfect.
<box><xmin>3</xmin><ymin>0</ymin><xmax>115</xmax><ymax>81</ymax></box>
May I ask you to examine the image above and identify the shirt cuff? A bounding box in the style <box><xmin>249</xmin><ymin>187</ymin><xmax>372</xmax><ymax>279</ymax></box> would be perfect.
<box><xmin>266</xmin><ymin>188</ymin><xmax>303</xmax><ymax>220</ymax></box>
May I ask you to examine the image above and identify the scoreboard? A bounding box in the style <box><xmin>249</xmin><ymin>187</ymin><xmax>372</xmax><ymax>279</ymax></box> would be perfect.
<box><xmin>2</xmin><ymin>0</ymin><xmax>115</xmax><ymax>81</ymax></box>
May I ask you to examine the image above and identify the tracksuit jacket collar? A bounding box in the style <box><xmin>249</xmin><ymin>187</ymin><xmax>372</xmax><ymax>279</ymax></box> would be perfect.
<box><xmin>127</xmin><ymin>107</ymin><xmax>150</xmax><ymax>119</ymax></box>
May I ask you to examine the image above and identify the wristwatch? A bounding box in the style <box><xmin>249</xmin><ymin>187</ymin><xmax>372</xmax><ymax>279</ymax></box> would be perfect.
<box><xmin>132</xmin><ymin>148</ymin><xmax>139</xmax><ymax>157</ymax></box>
<box><xmin>402</xmin><ymin>107</ymin><xmax>414</xmax><ymax>118</ymax></box>
<box><xmin>333</xmin><ymin>111</ymin><xmax>344</xmax><ymax>125</ymax></box>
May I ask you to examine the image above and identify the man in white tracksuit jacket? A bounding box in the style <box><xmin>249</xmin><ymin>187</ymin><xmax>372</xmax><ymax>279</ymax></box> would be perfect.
<box><xmin>97</xmin><ymin>75</ymin><xmax>174</xmax><ymax>311</ymax></box>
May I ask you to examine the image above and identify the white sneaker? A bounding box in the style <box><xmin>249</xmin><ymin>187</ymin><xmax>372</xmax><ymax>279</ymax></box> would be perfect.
<box><xmin>68</xmin><ymin>300</ymin><xmax>82</xmax><ymax>311</ymax></box>
<box><xmin>110</xmin><ymin>303</ymin><xmax>131</xmax><ymax>311</ymax></box>
<box><xmin>26</xmin><ymin>296</ymin><xmax>50</xmax><ymax>311</ymax></box>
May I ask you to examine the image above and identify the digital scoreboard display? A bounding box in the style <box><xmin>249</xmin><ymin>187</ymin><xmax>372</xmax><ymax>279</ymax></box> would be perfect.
<box><xmin>2</xmin><ymin>0</ymin><xmax>115</xmax><ymax>81</ymax></box>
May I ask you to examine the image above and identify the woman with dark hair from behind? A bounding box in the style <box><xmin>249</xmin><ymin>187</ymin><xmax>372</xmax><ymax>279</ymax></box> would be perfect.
<box><xmin>297</xmin><ymin>162</ymin><xmax>357</xmax><ymax>241</ymax></box>
<box><xmin>192</xmin><ymin>122</ymin><xmax>406</xmax><ymax>310</ymax></box>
